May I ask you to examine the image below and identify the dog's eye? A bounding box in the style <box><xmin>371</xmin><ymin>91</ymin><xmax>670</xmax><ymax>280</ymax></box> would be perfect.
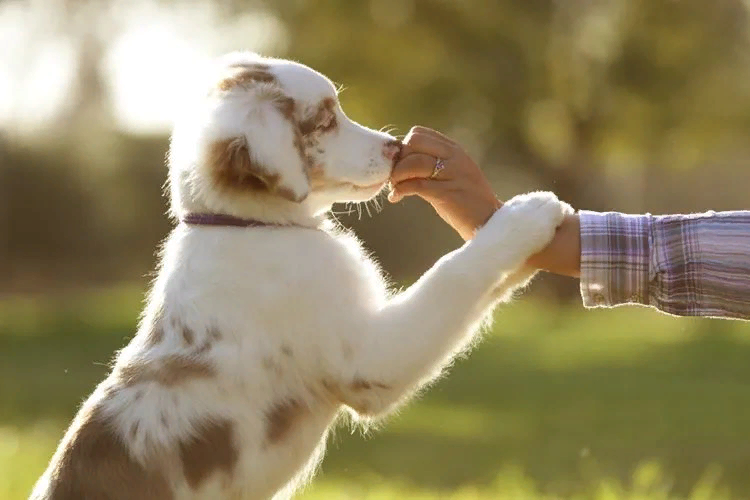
<box><xmin>316</xmin><ymin>113</ymin><xmax>337</xmax><ymax>133</ymax></box>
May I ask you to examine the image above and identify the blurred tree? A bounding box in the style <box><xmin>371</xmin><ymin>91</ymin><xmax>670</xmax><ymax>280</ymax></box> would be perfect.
<box><xmin>267</xmin><ymin>0</ymin><xmax>750</xmax><ymax>205</ymax></box>
<box><xmin>2</xmin><ymin>0</ymin><xmax>750</xmax><ymax>295</ymax></box>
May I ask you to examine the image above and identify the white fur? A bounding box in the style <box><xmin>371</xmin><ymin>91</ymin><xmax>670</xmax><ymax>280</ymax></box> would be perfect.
<box><xmin>31</xmin><ymin>51</ymin><xmax>572</xmax><ymax>500</ymax></box>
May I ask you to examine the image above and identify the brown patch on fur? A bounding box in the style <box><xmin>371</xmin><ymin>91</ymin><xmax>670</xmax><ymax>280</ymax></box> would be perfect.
<box><xmin>271</xmin><ymin>94</ymin><xmax>315</xmax><ymax>171</ymax></box>
<box><xmin>261</xmin><ymin>90</ymin><xmax>314</xmax><ymax>174</ymax></box>
<box><xmin>179</xmin><ymin>419</ymin><xmax>239</xmax><ymax>489</ymax></box>
<box><xmin>261</xmin><ymin>357</ymin><xmax>283</xmax><ymax>377</ymax></box>
<box><xmin>229</xmin><ymin>62</ymin><xmax>271</xmax><ymax>71</ymax></box>
<box><xmin>274</xmin><ymin>95</ymin><xmax>296</xmax><ymax>121</ymax></box>
<box><xmin>281</xmin><ymin>345</ymin><xmax>293</xmax><ymax>357</ymax></box>
<box><xmin>207</xmin><ymin>138</ymin><xmax>306</xmax><ymax>202</ymax></box>
<box><xmin>145</xmin><ymin>324</ymin><xmax>165</xmax><ymax>348</ymax></box>
<box><xmin>41</xmin><ymin>403</ymin><xmax>173</xmax><ymax>499</ymax></box>
<box><xmin>265</xmin><ymin>398</ymin><xmax>307</xmax><ymax>445</ymax></box>
<box><xmin>117</xmin><ymin>356</ymin><xmax>215</xmax><ymax>388</ymax></box>
<box><xmin>194</xmin><ymin>340</ymin><xmax>212</xmax><ymax>356</ymax></box>
<box><xmin>351</xmin><ymin>378</ymin><xmax>391</xmax><ymax>391</ymax></box>
<box><xmin>293</xmin><ymin>130</ymin><xmax>313</xmax><ymax>171</ymax></box>
<box><xmin>216</xmin><ymin>65</ymin><xmax>276</xmax><ymax>92</ymax></box>
<box><xmin>208</xmin><ymin>327</ymin><xmax>222</xmax><ymax>342</ymax></box>
<box><xmin>294</xmin><ymin>97</ymin><xmax>337</xmax><ymax>184</ymax></box>
<box><xmin>192</xmin><ymin>326</ymin><xmax>220</xmax><ymax>355</ymax></box>
<box><xmin>181</xmin><ymin>326</ymin><xmax>195</xmax><ymax>346</ymax></box>
<box><xmin>299</xmin><ymin>97</ymin><xmax>338</xmax><ymax>136</ymax></box>
<box><xmin>208</xmin><ymin>137</ymin><xmax>273</xmax><ymax>192</ymax></box>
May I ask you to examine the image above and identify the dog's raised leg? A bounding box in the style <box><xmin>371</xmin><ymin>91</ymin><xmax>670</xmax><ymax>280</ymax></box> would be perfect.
<box><xmin>337</xmin><ymin>191</ymin><xmax>573</xmax><ymax>418</ymax></box>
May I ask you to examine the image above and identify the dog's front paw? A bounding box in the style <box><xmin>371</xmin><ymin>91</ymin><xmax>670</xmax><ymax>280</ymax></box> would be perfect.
<box><xmin>496</xmin><ymin>191</ymin><xmax>573</xmax><ymax>256</ymax></box>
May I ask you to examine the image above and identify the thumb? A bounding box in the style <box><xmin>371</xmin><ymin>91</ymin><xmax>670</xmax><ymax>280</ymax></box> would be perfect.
<box><xmin>388</xmin><ymin>178</ymin><xmax>444</xmax><ymax>203</ymax></box>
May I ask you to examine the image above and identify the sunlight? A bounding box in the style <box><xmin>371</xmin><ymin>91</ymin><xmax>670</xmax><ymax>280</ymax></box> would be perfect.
<box><xmin>104</xmin><ymin>19</ymin><xmax>211</xmax><ymax>134</ymax></box>
<box><xmin>0</xmin><ymin>0</ymin><xmax>287</xmax><ymax>136</ymax></box>
<box><xmin>104</xmin><ymin>1</ymin><xmax>288</xmax><ymax>134</ymax></box>
<box><xmin>0</xmin><ymin>1</ymin><xmax>77</xmax><ymax>134</ymax></box>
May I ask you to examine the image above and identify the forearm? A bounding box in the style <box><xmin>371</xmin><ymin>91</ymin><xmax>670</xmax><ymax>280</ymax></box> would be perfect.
<box><xmin>529</xmin><ymin>208</ymin><xmax>750</xmax><ymax>320</ymax></box>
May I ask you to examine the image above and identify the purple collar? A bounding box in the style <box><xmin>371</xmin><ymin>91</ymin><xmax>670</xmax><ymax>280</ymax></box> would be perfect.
<box><xmin>181</xmin><ymin>213</ymin><xmax>290</xmax><ymax>228</ymax></box>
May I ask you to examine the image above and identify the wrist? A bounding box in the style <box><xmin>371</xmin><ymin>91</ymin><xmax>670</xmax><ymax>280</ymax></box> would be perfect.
<box><xmin>526</xmin><ymin>212</ymin><xmax>581</xmax><ymax>277</ymax></box>
<box><xmin>466</xmin><ymin>198</ymin><xmax>503</xmax><ymax>241</ymax></box>
<box><xmin>483</xmin><ymin>198</ymin><xmax>504</xmax><ymax>225</ymax></box>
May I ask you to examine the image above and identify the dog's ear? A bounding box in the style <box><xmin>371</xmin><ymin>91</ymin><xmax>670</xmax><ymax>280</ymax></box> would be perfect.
<box><xmin>206</xmin><ymin>74</ymin><xmax>311</xmax><ymax>203</ymax></box>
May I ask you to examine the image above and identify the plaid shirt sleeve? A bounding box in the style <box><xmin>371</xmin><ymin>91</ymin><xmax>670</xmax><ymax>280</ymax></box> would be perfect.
<box><xmin>579</xmin><ymin>210</ymin><xmax>750</xmax><ymax>320</ymax></box>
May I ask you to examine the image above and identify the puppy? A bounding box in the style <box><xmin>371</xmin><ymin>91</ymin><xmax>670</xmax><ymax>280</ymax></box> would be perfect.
<box><xmin>30</xmin><ymin>51</ymin><xmax>571</xmax><ymax>500</ymax></box>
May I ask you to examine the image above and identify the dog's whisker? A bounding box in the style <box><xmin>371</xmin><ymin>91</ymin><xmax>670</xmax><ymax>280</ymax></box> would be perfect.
<box><xmin>331</xmin><ymin>202</ymin><xmax>356</xmax><ymax>217</ymax></box>
<box><xmin>329</xmin><ymin>211</ymin><xmax>343</xmax><ymax>226</ymax></box>
<box><xmin>343</xmin><ymin>202</ymin><xmax>356</xmax><ymax>217</ymax></box>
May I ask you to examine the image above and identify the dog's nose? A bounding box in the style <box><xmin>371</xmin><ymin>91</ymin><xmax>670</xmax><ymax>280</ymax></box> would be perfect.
<box><xmin>383</xmin><ymin>140</ymin><xmax>403</xmax><ymax>164</ymax></box>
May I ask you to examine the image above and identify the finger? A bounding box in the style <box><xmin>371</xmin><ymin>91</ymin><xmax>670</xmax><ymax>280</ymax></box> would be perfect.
<box><xmin>407</xmin><ymin>125</ymin><xmax>458</xmax><ymax>146</ymax></box>
<box><xmin>387</xmin><ymin>178</ymin><xmax>444</xmax><ymax>203</ymax></box>
<box><xmin>401</xmin><ymin>129</ymin><xmax>454</xmax><ymax>159</ymax></box>
<box><xmin>390</xmin><ymin>153</ymin><xmax>440</xmax><ymax>185</ymax></box>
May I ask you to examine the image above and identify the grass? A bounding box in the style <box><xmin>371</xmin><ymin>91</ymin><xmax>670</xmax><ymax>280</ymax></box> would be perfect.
<box><xmin>1</xmin><ymin>284</ymin><xmax>749</xmax><ymax>499</ymax></box>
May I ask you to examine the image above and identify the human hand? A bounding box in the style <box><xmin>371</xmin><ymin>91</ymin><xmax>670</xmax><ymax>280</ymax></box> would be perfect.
<box><xmin>388</xmin><ymin>126</ymin><xmax>502</xmax><ymax>241</ymax></box>
<box><xmin>389</xmin><ymin>126</ymin><xmax>581</xmax><ymax>277</ymax></box>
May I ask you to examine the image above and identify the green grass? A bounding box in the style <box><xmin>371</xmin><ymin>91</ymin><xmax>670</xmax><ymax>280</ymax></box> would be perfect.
<box><xmin>1</xmin><ymin>285</ymin><xmax>749</xmax><ymax>499</ymax></box>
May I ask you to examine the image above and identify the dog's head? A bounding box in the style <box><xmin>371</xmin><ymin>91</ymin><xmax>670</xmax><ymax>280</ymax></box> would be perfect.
<box><xmin>168</xmin><ymin>51</ymin><xmax>401</xmax><ymax>220</ymax></box>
